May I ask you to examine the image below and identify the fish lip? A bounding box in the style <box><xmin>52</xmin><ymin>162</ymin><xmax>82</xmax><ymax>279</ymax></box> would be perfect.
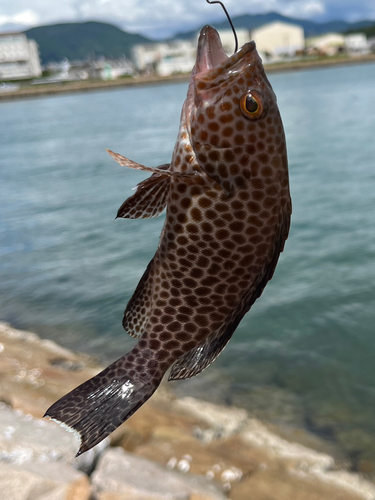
<box><xmin>195</xmin><ymin>25</ymin><xmax>228</xmax><ymax>74</ymax></box>
<box><xmin>195</xmin><ymin>25</ymin><xmax>256</xmax><ymax>80</ymax></box>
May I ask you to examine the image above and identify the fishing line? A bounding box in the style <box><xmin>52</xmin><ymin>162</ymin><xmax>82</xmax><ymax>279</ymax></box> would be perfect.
<box><xmin>206</xmin><ymin>0</ymin><xmax>238</xmax><ymax>52</ymax></box>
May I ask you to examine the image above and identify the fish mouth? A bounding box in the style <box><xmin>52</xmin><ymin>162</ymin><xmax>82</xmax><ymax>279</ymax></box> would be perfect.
<box><xmin>195</xmin><ymin>25</ymin><xmax>256</xmax><ymax>79</ymax></box>
<box><xmin>195</xmin><ymin>25</ymin><xmax>228</xmax><ymax>74</ymax></box>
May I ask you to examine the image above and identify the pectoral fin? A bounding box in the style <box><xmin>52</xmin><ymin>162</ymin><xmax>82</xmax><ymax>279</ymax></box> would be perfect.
<box><xmin>107</xmin><ymin>150</ymin><xmax>196</xmax><ymax>179</ymax></box>
<box><xmin>117</xmin><ymin>166</ymin><xmax>171</xmax><ymax>219</ymax></box>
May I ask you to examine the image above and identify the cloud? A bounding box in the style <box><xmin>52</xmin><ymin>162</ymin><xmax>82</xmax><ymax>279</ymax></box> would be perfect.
<box><xmin>280</xmin><ymin>1</ymin><xmax>326</xmax><ymax>18</ymax></box>
<box><xmin>0</xmin><ymin>0</ymin><xmax>374</xmax><ymax>37</ymax></box>
<box><xmin>316</xmin><ymin>0</ymin><xmax>375</xmax><ymax>22</ymax></box>
<box><xmin>0</xmin><ymin>9</ymin><xmax>39</xmax><ymax>26</ymax></box>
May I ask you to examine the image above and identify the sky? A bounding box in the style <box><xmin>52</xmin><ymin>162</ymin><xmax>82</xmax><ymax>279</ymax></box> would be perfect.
<box><xmin>1</xmin><ymin>0</ymin><xmax>375</xmax><ymax>38</ymax></box>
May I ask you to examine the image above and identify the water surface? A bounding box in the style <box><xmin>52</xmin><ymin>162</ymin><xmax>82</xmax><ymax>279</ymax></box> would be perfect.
<box><xmin>1</xmin><ymin>63</ymin><xmax>375</xmax><ymax>466</ymax></box>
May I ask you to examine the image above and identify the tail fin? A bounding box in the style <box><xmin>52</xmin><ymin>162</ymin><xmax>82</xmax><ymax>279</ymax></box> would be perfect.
<box><xmin>44</xmin><ymin>351</ymin><xmax>162</xmax><ymax>455</ymax></box>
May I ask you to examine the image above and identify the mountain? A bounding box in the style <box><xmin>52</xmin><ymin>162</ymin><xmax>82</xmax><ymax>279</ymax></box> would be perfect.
<box><xmin>172</xmin><ymin>12</ymin><xmax>375</xmax><ymax>40</ymax></box>
<box><xmin>347</xmin><ymin>22</ymin><xmax>375</xmax><ymax>37</ymax></box>
<box><xmin>22</xmin><ymin>16</ymin><xmax>375</xmax><ymax>65</ymax></box>
<box><xmin>25</xmin><ymin>21</ymin><xmax>152</xmax><ymax>64</ymax></box>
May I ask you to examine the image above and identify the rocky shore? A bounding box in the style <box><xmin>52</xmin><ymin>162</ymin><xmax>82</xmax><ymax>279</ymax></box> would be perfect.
<box><xmin>1</xmin><ymin>321</ymin><xmax>375</xmax><ymax>500</ymax></box>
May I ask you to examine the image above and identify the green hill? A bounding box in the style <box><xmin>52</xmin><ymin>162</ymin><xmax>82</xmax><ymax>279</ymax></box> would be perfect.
<box><xmin>25</xmin><ymin>21</ymin><xmax>152</xmax><ymax>64</ymax></box>
<box><xmin>24</xmin><ymin>17</ymin><xmax>375</xmax><ymax>65</ymax></box>
<box><xmin>346</xmin><ymin>22</ymin><xmax>375</xmax><ymax>37</ymax></box>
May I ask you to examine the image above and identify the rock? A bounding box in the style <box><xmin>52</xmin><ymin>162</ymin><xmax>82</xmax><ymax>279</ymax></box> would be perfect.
<box><xmin>0</xmin><ymin>402</ymin><xmax>80</xmax><ymax>463</ymax></box>
<box><xmin>172</xmin><ymin>397</ymin><xmax>248</xmax><ymax>442</ymax></box>
<box><xmin>73</xmin><ymin>437</ymin><xmax>110</xmax><ymax>475</ymax></box>
<box><xmin>241</xmin><ymin>417</ymin><xmax>335</xmax><ymax>471</ymax></box>
<box><xmin>2</xmin><ymin>321</ymin><xmax>375</xmax><ymax>500</ymax></box>
<box><xmin>0</xmin><ymin>321</ymin><xmax>100</xmax><ymax>418</ymax></box>
<box><xmin>0</xmin><ymin>401</ymin><xmax>110</xmax><ymax>475</ymax></box>
<box><xmin>0</xmin><ymin>461</ymin><xmax>91</xmax><ymax>500</ymax></box>
<box><xmin>92</xmin><ymin>447</ymin><xmax>226</xmax><ymax>500</ymax></box>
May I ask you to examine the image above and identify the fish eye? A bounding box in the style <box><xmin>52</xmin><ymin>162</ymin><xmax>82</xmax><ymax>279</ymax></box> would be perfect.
<box><xmin>240</xmin><ymin>91</ymin><xmax>264</xmax><ymax>120</ymax></box>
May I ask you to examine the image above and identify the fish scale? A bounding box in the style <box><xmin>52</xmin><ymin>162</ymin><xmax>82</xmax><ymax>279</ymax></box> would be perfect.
<box><xmin>45</xmin><ymin>25</ymin><xmax>291</xmax><ymax>455</ymax></box>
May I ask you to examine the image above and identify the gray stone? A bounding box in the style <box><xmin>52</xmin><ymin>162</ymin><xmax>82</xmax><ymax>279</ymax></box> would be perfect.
<box><xmin>92</xmin><ymin>447</ymin><xmax>227</xmax><ymax>500</ymax></box>
<box><xmin>0</xmin><ymin>402</ymin><xmax>108</xmax><ymax>473</ymax></box>
<box><xmin>0</xmin><ymin>402</ymin><xmax>80</xmax><ymax>464</ymax></box>
<box><xmin>0</xmin><ymin>461</ymin><xmax>91</xmax><ymax>500</ymax></box>
<box><xmin>0</xmin><ymin>403</ymin><xmax>93</xmax><ymax>499</ymax></box>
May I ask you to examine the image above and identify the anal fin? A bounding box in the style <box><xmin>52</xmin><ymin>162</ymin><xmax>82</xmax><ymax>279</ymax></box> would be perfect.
<box><xmin>169</xmin><ymin>324</ymin><xmax>235</xmax><ymax>381</ymax></box>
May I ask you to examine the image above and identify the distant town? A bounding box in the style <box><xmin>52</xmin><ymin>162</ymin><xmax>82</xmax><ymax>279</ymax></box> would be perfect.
<box><xmin>1</xmin><ymin>18</ymin><xmax>375</xmax><ymax>94</ymax></box>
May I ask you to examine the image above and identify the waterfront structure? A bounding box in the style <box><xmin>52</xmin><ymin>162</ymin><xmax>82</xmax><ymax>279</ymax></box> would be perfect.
<box><xmin>250</xmin><ymin>21</ymin><xmax>305</xmax><ymax>57</ymax></box>
<box><xmin>306</xmin><ymin>33</ymin><xmax>345</xmax><ymax>56</ymax></box>
<box><xmin>132</xmin><ymin>22</ymin><xmax>306</xmax><ymax>76</ymax></box>
<box><xmin>368</xmin><ymin>37</ymin><xmax>375</xmax><ymax>52</ymax></box>
<box><xmin>132</xmin><ymin>40</ymin><xmax>196</xmax><ymax>76</ymax></box>
<box><xmin>93</xmin><ymin>58</ymin><xmax>134</xmax><ymax>80</ymax></box>
<box><xmin>0</xmin><ymin>32</ymin><xmax>42</xmax><ymax>80</ymax></box>
<box><xmin>344</xmin><ymin>34</ymin><xmax>369</xmax><ymax>54</ymax></box>
<box><xmin>210</xmin><ymin>29</ymin><xmax>251</xmax><ymax>55</ymax></box>
<box><xmin>133</xmin><ymin>30</ymin><xmax>252</xmax><ymax>77</ymax></box>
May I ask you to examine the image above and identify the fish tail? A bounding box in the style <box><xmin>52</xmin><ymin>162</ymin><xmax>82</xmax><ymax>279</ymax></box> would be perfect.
<box><xmin>44</xmin><ymin>346</ymin><xmax>163</xmax><ymax>455</ymax></box>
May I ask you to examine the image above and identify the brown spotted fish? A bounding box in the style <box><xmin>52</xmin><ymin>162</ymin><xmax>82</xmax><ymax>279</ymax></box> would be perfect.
<box><xmin>45</xmin><ymin>25</ymin><xmax>291</xmax><ymax>455</ymax></box>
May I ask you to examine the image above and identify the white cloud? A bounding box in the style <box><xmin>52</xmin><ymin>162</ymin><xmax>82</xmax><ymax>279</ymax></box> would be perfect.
<box><xmin>0</xmin><ymin>9</ymin><xmax>40</xmax><ymax>26</ymax></box>
<box><xmin>13</xmin><ymin>9</ymin><xmax>40</xmax><ymax>25</ymax></box>
<box><xmin>281</xmin><ymin>1</ymin><xmax>326</xmax><ymax>19</ymax></box>
<box><xmin>0</xmin><ymin>0</ymin><xmax>373</xmax><ymax>36</ymax></box>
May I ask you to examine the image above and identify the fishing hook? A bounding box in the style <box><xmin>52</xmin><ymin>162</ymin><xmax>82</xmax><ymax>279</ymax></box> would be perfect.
<box><xmin>206</xmin><ymin>0</ymin><xmax>238</xmax><ymax>53</ymax></box>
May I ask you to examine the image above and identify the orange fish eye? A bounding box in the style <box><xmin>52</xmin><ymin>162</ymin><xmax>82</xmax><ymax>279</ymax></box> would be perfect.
<box><xmin>240</xmin><ymin>91</ymin><xmax>264</xmax><ymax>120</ymax></box>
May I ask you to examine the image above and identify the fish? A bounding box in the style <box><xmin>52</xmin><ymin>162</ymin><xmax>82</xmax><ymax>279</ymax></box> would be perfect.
<box><xmin>44</xmin><ymin>25</ymin><xmax>291</xmax><ymax>455</ymax></box>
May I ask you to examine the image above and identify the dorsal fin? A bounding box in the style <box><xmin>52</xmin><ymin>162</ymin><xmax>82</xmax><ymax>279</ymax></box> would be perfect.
<box><xmin>117</xmin><ymin>165</ymin><xmax>170</xmax><ymax>219</ymax></box>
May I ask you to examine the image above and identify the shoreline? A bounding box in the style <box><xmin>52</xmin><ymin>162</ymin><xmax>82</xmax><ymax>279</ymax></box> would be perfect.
<box><xmin>1</xmin><ymin>320</ymin><xmax>375</xmax><ymax>500</ymax></box>
<box><xmin>1</xmin><ymin>54</ymin><xmax>375</xmax><ymax>103</ymax></box>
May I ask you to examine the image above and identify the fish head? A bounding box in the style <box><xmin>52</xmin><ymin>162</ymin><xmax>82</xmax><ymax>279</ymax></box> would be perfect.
<box><xmin>185</xmin><ymin>25</ymin><xmax>286</xmax><ymax>193</ymax></box>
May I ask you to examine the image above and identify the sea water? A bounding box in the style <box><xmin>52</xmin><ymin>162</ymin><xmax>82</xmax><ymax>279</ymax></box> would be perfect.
<box><xmin>1</xmin><ymin>62</ymin><xmax>375</xmax><ymax>466</ymax></box>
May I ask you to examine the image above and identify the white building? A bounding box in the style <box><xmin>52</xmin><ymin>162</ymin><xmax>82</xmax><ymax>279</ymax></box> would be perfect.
<box><xmin>132</xmin><ymin>40</ymin><xmax>196</xmax><ymax>76</ymax></box>
<box><xmin>0</xmin><ymin>32</ymin><xmax>42</xmax><ymax>80</ymax></box>
<box><xmin>368</xmin><ymin>37</ymin><xmax>375</xmax><ymax>52</ymax></box>
<box><xmin>344</xmin><ymin>33</ymin><xmax>369</xmax><ymax>54</ymax></box>
<box><xmin>209</xmin><ymin>29</ymin><xmax>251</xmax><ymax>55</ymax></box>
<box><xmin>251</xmin><ymin>21</ymin><xmax>305</xmax><ymax>58</ymax></box>
<box><xmin>306</xmin><ymin>33</ymin><xmax>345</xmax><ymax>56</ymax></box>
<box><xmin>133</xmin><ymin>29</ymin><xmax>252</xmax><ymax>77</ymax></box>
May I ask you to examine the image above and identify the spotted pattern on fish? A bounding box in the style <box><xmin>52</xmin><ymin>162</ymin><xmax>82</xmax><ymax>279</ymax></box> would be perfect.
<box><xmin>44</xmin><ymin>25</ymin><xmax>291</xmax><ymax>455</ymax></box>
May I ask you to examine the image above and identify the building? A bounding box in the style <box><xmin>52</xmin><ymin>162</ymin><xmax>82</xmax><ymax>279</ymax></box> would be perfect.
<box><xmin>344</xmin><ymin>33</ymin><xmax>369</xmax><ymax>54</ymax></box>
<box><xmin>0</xmin><ymin>32</ymin><xmax>42</xmax><ymax>80</ymax></box>
<box><xmin>368</xmin><ymin>37</ymin><xmax>375</xmax><ymax>52</ymax></box>
<box><xmin>209</xmin><ymin>29</ymin><xmax>251</xmax><ymax>55</ymax></box>
<box><xmin>133</xmin><ymin>29</ymin><xmax>251</xmax><ymax>77</ymax></box>
<box><xmin>251</xmin><ymin>21</ymin><xmax>305</xmax><ymax>58</ymax></box>
<box><xmin>306</xmin><ymin>33</ymin><xmax>345</xmax><ymax>56</ymax></box>
<box><xmin>132</xmin><ymin>22</ymin><xmax>306</xmax><ymax>76</ymax></box>
<box><xmin>132</xmin><ymin>40</ymin><xmax>196</xmax><ymax>76</ymax></box>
